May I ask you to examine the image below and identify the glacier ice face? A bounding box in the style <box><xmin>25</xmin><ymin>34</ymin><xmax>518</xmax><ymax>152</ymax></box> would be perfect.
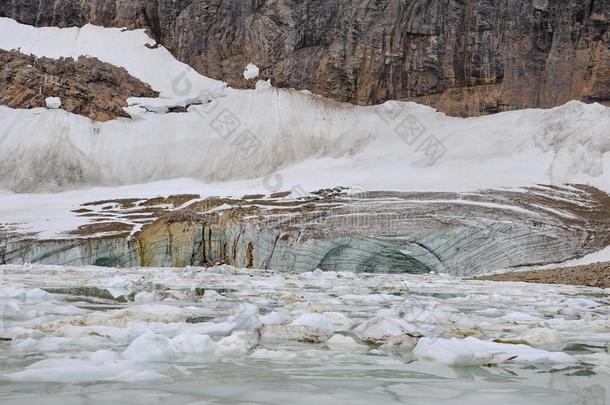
<box><xmin>2</xmin><ymin>185</ymin><xmax>609</xmax><ymax>275</ymax></box>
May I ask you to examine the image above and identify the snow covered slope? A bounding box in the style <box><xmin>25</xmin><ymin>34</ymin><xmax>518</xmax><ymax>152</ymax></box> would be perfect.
<box><xmin>0</xmin><ymin>17</ymin><xmax>609</xmax><ymax>195</ymax></box>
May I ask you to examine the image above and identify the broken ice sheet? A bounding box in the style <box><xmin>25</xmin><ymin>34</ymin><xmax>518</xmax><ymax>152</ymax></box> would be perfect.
<box><xmin>0</xmin><ymin>264</ymin><xmax>608</xmax><ymax>404</ymax></box>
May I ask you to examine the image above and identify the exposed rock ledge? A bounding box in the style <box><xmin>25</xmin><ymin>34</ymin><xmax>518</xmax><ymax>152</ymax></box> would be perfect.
<box><xmin>0</xmin><ymin>49</ymin><xmax>158</xmax><ymax>121</ymax></box>
<box><xmin>1</xmin><ymin>185</ymin><xmax>609</xmax><ymax>276</ymax></box>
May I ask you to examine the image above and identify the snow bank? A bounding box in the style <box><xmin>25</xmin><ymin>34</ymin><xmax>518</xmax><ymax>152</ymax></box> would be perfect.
<box><xmin>0</xmin><ymin>17</ymin><xmax>608</xmax><ymax>196</ymax></box>
<box><xmin>1</xmin><ymin>91</ymin><xmax>609</xmax><ymax>195</ymax></box>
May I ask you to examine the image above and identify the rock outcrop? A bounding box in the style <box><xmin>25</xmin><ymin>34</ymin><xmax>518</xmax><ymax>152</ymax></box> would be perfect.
<box><xmin>2</xmin><ymin>185</ymin><xmax>609</xmax><ymax>275</ymax></box>
<box><xmin>2</xmin><ymin>0</ymin><xmax>608</xmax><ymax>116</ymax></box>
<box><xmin>0</xmin><ymin>50</ymin><xmax>159</xmax><ymax>121</ymax></box>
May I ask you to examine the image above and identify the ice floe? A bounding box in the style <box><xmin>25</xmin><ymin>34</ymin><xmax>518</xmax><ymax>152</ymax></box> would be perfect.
<box><xmin>0</xmin><ymin>264</ymin><xmax>608</xmax><ymax>394</ymax></box>
<box><xmin>413</xmin><ymin>337</ymin><xmax>575</xmax><ymax>366</ymax></box>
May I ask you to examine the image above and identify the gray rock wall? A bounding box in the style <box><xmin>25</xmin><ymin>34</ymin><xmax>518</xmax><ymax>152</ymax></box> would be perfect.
<box><xmin>2</xmin><ymin>0</ymin><xmax>608</xmax><ymax>116</ymax></box>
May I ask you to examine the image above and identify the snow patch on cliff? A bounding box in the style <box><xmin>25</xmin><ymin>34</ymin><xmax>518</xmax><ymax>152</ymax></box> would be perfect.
<box><xmin>243</xmin><ymin>63</ymin><xmax>260</xmax><ymax>80</ymax></box>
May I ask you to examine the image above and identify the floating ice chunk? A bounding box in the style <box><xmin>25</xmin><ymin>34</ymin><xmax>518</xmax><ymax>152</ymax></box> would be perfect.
<box><xmin>303</xmin><ymin>269</ymin><xmax>338</xmax><ymax>279</ymax></box>
<box><xmin>518</xmin><ymin>328</ymin><xmax>568</xmax><ymax>351</ymax></box>
<box><xmin>123</xmin><ymin>333</ymin><xmax>173</xmax><ymax>362</ymax></box>
<box><xmin>44</xmin><ymin>96</ymin><xmax>61</xmax><ymax>109</ymax></box>
<box><xmin>563</xmin><ymin>298</ymin><xmax>600</xmax><ymax>309</ymax></box>
<box><xmin>125</xmin><ymin>331</ymin><xmax>219</xmax><ymax>363</ymax></box>
<box><xmin>3</xmin><ymin>326</ymin><xmax>41</xmax><ymax>340</ymax></box>
<box><xmin>228</xmin><ymin>304</ymin><xmax>261</xmax><ymax>331</ymax></box>
<box><xmin>380</xmin><ymin>334</ymin><xmax>420</xmax><ymax>352</ymax></box>
<box><xmin>260</xmin><ymin>324</ymin><xmax>331</xmax><ymax>344</ymax></box>
<box><xmin>34</xmin><ymin>335</ymin><xmax>108</xmax><ymax>352</ymax></box>
<box><xmin>190</xmin><ymin>320</ymin><xmax>234</xmax><ymax>336</ymax></box>
<box><xmin>353</xmin><ymin>316</ymin><xmax>419</xmax><ymax>340</ymax></box>
<box><xmin>205</xmin><ymin>265</ymin><xmax>240</xmax><ymax>275</ymax></box>
<box><xmin>291</xmin><ymin>313</ymin><xmax>336</xmax><ymax>332</ymax></box>
<box><xmin>102</xmin><ymin>277</ymin><xmax>134</xmax><ymax>299</ymax></box>
<box><xmin>25</xmin><ymin>288</ymin><xmax>51</xmax><ymax>303</ymax></box>
<box><xmin>0</xmin><ymin>287</ymin><xmax>24</xmax><ymax>298</ymax></box>
<box><xmin>4</xmin><ymin>354</ymin><xmax>164</xmax><ymax>382</ymax></box>
<box><xmin>340</xmin><ymin>294</ymin><xmax>396</xmax><ymax>304</ymax></box>
<box><xmin>217</xmin><ymin>331</ymin><xmax>260</xmax><ymax>355</ymax></box>
<box><xmin>260</xmin><ymin>310</ymin><xmax>290</xmax><ymax>325</ymax></box>
<box><xmin>134</xmin><ymin>291</ymin><xmax>159</xmax><ymax>303</ymax></box>
<box><xmin>321</xmin><ymin>312</ymin><xmax>353</xmax><ymax>330</ymax></box>
<box><xmin>2</xmin><ymin>300</ymin><xmax>28</xmax><ymax>320</ymax></box>
<box><xmin>577</xmin><ymin>353</ymin><xmax>610</xmax><ymax>375</ymax></box>
<box><xmin>413</xmin><ymin>337</ymin><xmax>575</xmax><ymax>366</ymax></box>
<box><xmin>190</xmin><ymin>304</ymin><xmax>261</xmax><ymax>337</ymax></box>
<box><xmin>500</xmin><ymin>312</ymin><xmax>540</xmax><ymax>322</ymax></box>
<box><xmin>253</xmin><ymin>275</ymin><xmax>286</xmax><ymax>288</ymax></box>
<box><xmin>170</xmin><ymin>331</ymin><xmax>216</xmax><ymax>359</ymax></box>
<box><xmin>201</xmin><ymin>290</ymin><xmax>223</xmax><ymax>301</ymax></box>
<box><xmin>57</xmin><ymin>325</ymin><xmax>131</xmax><ymax>344</ymax></box>
<box><xmin>243</xmin><ymin>63</ymin><xmax>260</xmax><ymax>80</ymax></box>
<box><xmin>475</xmin><ymin>308</ymin><xmax>502</xmax><ymax>316</ymax></box>
<box><xmin>249</xmin><ymin>348</ymin><xmax>298</xmax><ymax>361</ymax></box>
<box><xmin>89</xmin><ymin>349</ymin><xmax>121</xmax><ymax>362</ymax></box>
<box><xmin>94</xmin><ymin>304</ymin><xmax>187</xmax><ymax>325</ymax></box>
<box><xmin>326</xmin><ymin>334</ymin><xmax>366</xmax><ymax>351</ymax></box>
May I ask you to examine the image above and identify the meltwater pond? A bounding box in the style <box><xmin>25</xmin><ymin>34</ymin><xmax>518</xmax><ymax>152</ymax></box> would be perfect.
<box><xmin>0</xmin><ymin>265</ymin><xmax>608</xmax><ymax>404</ymax></box>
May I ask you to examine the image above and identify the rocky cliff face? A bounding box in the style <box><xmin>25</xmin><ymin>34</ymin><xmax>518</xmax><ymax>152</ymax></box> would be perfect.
<box><xmin>2</xmin><ymin>0</ymin><xmax>608</xmax><ymax>116</ymax></box>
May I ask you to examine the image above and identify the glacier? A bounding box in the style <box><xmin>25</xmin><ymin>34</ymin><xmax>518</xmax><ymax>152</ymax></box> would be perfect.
<box><xmin>0</xmin><ymin>17</ymin><xmax>609</xmax><ymax>274</ymax></box>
